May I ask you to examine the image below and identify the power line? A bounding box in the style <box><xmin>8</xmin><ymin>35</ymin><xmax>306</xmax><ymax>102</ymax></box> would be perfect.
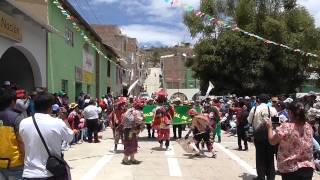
<box><xmin>83</xmin><ymin>0</ymin><xmax>102</xmax><ymax>24</ymax></box>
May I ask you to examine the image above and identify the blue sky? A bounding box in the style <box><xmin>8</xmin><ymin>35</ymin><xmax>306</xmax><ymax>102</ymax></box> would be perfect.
<box><xmin>69</xmin><ymin>0</ymin><xmax>319</xmax><ymax>47</ymax></box>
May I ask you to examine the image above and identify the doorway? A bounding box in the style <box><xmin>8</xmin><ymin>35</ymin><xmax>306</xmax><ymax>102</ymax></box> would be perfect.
<box><xmin>0</xmin><ymin>47</ymin><xmax>35</xmax><ymax>90</ymax></box>
<box><xmin>75</xmin><ymin>82</ymin><xmax>82</xmax><ymax>101</ymax></box>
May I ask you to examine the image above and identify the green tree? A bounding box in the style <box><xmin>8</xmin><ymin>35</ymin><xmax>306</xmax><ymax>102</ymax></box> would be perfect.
<box><xmin>184</xmin><ymin>0</ymin><xmax>319</xmax><ymax>95</ymax></box>
<box><xmin>150</xmin><ymin>51</ymin><xmax>160</xmax><ymax>67</ymax></box>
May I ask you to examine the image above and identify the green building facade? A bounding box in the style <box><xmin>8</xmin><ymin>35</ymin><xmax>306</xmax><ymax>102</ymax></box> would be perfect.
<box><xmin>47</xmin><ymin>0</ymin><xmax>119</xmax><ymax>101</ymax></box>
<box><xmin>185</xmin><ymin>68</ymin><xmax>200</xmax><ymax>89</ymax></box>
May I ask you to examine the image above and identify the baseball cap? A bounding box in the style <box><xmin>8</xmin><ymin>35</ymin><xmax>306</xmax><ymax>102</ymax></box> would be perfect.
<box><xmin>3</xmin><ymin>81</ymin><xmax>10</xmax><ymax>86</ymax></box>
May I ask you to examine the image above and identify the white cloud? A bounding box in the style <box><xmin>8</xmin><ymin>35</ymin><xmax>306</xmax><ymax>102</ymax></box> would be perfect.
<box><xmin>121</xmin><ymin>24</ymin><xmax>192</xmax><ymax>46</ymax></box>
<box><xmin>93</xmin><ymin>0</ymin><xmax>200</xmax><ymax>23</ymax></box>
<box><xmin>297</xmin><ymin>0</ymin><xmax>320</xmax><ymax>27</ymax></box>
<box><xmin>92</xmin><ymin>0</ymin><xmax>118</xmax><ymax>4</ymax></box>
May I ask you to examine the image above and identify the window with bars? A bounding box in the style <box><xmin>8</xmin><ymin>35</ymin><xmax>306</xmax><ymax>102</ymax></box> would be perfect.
<box><xmin>65</xmin><ymin>27</ymin><xmax>74</xmax><ymax>47</ymax></box>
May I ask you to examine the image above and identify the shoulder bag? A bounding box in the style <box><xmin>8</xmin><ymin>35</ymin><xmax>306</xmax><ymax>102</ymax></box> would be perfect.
<box><xmin>32</xmin><ymin>115</ymin><xmax>70</xmax><ymax>177</ymax></box>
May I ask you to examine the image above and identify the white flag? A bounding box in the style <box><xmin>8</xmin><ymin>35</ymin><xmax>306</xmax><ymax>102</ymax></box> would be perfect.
<box><xmin>205</xmin><ymin>81</ymin><xmax>214</xmax><ymax>96</ymax></box>
<box><xmin>128</xmin><ymin>79</ymin><xmax>139</xmax><ymax>95</ymax></box>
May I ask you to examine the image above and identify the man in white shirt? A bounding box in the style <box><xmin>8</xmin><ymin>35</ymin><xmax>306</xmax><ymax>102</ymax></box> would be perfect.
<box><xmin>19</xmin><ymin>92</ymin><xmax>73</xmax><ymax>179</ymax></box>
<box><xmin>83</xmin><ymin>99</ymin><xmax>102</xmax><ymax>143</ymax></box>
<box><xmin>247</xmin><ymin>94</ymin><xmax>277</xmax><ymax>180</ymax></box>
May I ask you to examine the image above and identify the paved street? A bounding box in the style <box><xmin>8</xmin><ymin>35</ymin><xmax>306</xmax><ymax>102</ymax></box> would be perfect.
<box><xmin>144</xmin><ymin>68</ymin><xmax>162</xmax><ymax>96</ymax></box>
<box><xmin>65</xmin><ymin>128</ymin><xmax>320</xmax><ymax>180</ymax></box>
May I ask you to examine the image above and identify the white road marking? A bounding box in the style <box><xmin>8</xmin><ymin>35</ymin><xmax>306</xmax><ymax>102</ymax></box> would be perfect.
<box><xmin>79</xmin><ymin>154</ymin><xmax>114</xmax><ymax>180</ymax></box>
<box><xmin>165</xmin><ymin>145</ymin><xmax>182</xmax><ymax>177</ymax></box>
<box><xmin>167</xmin><ymin>157</ymin><xmax>182</xmax><ymax>177</ymax></box>
<box><xmin>215</xmin><ymin>143</ymin><xmax>257</xmax><ymax>176</ymax></box>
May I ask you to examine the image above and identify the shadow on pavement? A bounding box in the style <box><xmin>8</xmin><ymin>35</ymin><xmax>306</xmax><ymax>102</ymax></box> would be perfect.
<box><xmin>110</xmin><ymin>150</ymin><xmax>124</xmax><ymax>154</ymax></box>
<box><xmin>182</xmin><ymin>153</ymin><xmax>207</xmax><ymax>159</ymax></box>
<box><xmin>138</xmin><ymin>136</ymin><xmax>158</xmax><ymax>142</ymax></box>
<box><xmin>151</xmin><ymin>147</ymin><xmax>167</xmax><ymax>151</ymax></box>
<box><xmin>67</xmin><ymin>154</ymin><xmax>105</xmax><ymax>161</ymax></box>
<box><xmin>239</xmin><ymin>173</ymin><xmax>256</xmax><ymax>180</ymax></box>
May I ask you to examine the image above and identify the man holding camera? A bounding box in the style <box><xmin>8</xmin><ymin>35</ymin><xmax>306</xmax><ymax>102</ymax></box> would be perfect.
<box><xmin>248</xmin><ymin>94</ymin><xmax>278</xmax><ymax>180</ymax></box>
<box><xmin>19</xmin><ymin>92</ymin><xmax>74</xmax><ymax>179</ymax></box>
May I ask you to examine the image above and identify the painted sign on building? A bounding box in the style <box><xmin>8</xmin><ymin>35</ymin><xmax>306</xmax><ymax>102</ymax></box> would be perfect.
<box><xmin>83</xmin><ymin>70</ymin><xmax>94</xmax><ymax>85</ymax></box>
<box><xmin>82</xmin><ymin>44</ymin><xmax>94</xmax><ymax>72</ymax></box>
<box><xmin>0</xmin><ymin>11</ymin><xmax>22</xmax><ymax>42</ymax></box>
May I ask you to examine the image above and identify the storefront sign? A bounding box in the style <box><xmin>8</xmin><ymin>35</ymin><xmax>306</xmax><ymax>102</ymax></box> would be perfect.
<box><xmin>83</xmin><ymin>70</ymin><xmax>94</xmax><ymax>85</ymax></box>
<box><xmin>0</xmin><ymin>11</ymin><xmax>22</xmax><ymax>42</ymax></box>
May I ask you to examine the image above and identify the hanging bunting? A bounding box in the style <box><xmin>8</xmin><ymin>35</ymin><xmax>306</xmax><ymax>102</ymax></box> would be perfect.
<box><xmin>52</xmin><ymin>0</ymin><xmax>132</xmax><ymax>72</ymax></box>
<box><xmin>163</xmin><ymin>0</ymin><xmax>318</xmax><ymax>58</ymax></box>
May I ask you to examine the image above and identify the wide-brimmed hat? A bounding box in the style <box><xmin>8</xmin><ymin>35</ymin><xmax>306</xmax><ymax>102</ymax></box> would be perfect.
<box><xmin>69</xmin><ymin>103</ymin><xmax>79</xmax><ymax>109</ymax></box>
<box><xmin>283</xmin><ymin>98</ymin><xmax>293</xmax><ymax>103</ymax></box>
<box><xmin>3</xmin><ymin>81</ymin><xmax>10</xmax><ymax>86</ymax></box>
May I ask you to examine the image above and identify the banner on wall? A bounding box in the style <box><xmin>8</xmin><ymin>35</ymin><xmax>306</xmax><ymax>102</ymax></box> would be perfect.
<box><xmin>82</xmin><ymin>46</ymin><xmax>94</xmax><ymax>73</ymax></box>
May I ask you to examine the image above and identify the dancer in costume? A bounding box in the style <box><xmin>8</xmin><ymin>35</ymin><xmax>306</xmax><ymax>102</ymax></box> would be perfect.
<box><xmin>121</xmin><ymin>99</ymin><xmax>145</xmax><ymax>165</ymax></box>
<box><xmin>109</xmin><ymin>97</ymin><xmax>127</xmax><ymax>151</ymax></box>
<box><xmin>151</xmin><ymin>89</ymin><xmax>174</xmax><ymax>150</ymax></box>
<box><xmin>202</xmin><ymin>100</ymin><xmax>221</xmax><ymax>143</ymax></box>
<box><xmin>185</xmin><ymin>113</ymin><xmax>217</xmax><ymax>158</ymax></box>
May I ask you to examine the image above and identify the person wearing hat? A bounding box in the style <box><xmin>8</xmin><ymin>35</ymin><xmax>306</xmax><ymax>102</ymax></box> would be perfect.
<box><xmin>68</xmin><ymin>103</ymin><xmax>82</xmax><ymax>144</ymax></box>
<box><xmin>247</xmin><ymin>94</ymin><xmax>277</xmax><ymax>180</ymax></box>
<box><xmin>121</xmin><ymin>99</ymin><xmax>145</xmax><ymax>165</ymax></box>
<box><xmin>15</xmin><ymin>89</ymin><xmax>30</xmax><ymax>118</ymax></box>
<box><xmin>152</xmin><ymin>89</ymin><xmax>174</xmax><ymax>150</ymax></box>
<box><xmin>51</xmin><ymin>104</ymin><xmax>60</xmax><ymax>117</ymax></box>
<box><xmin>202</xmin><ymin>100</ymin><xmax>222</xmax><ymax>143</ymax></box>
<box><xmin>2</xmin><ymin>81</ymin><xmax>11</xmax><ymax>89</ymax></box>
<box><xmin>172</xmin><ymin>97</ymin><xmax>183</xmax><ymax>139</ymax></box>
<box><xmin>109</xmin><ymin>97</ymin><xmax>128</xmax><ymax>151</ymax></box>
<box><xmin>184</xmin><ymin>114</ymin><xmax>216</xmax><ymax>158</ymax></box>
<box><xmin>145</xmin><ymin>98</ymin><xmax>155</xmax><ymax>138</ymax></box>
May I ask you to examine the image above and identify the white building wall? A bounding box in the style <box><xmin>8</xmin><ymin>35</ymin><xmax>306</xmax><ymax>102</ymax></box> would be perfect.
<box><xmin>0</xmin><ymin>15</ymin><xmax>47</xmax><ymax>87</ymax></box>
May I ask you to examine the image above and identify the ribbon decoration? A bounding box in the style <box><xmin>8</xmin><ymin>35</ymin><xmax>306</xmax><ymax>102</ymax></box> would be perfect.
<box><xmin>164</xmin><ymin>0</ymin><xmax>319</xmax><ymax>58</ymax></box>
<box><xmin>52</xmin><ymin>0</ymin><xmax>132</xmax><ymax>72</ymax></box>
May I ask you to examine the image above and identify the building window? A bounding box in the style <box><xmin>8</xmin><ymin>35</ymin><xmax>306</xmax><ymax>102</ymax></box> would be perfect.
<box><xmin>107</xmin><ymin>60</ymin><xmax>111</xmax><ymax>77</ymax></box>
<box><xmin>107</xmin><ymin>87</ymin><xmax>111</xmax><ymax>94</ymax></box>
<box><xmin>65</xmin><ymin>27</ymin><xmax>74</xmax><ymax>46</ymax></box>
<box><xmin>61</xmin><ymin>80</ymin><xmax>68</xmax><ymax>94</ymax></box>
<box><xmin>87</xmin><ymin>85</ymin><xmax>91</xmax><ymax>95</ymax></box>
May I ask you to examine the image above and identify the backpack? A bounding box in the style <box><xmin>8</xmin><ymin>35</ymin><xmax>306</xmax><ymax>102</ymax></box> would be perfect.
<box><xmin>123</xmin><ymin>110</ymin><xmax>135</xmax><ymax>129</ymax></box>
<box><xmin>0</xmin><ymin>112</ymin><xmax>24</xmax><ymax>169</ymax></box>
